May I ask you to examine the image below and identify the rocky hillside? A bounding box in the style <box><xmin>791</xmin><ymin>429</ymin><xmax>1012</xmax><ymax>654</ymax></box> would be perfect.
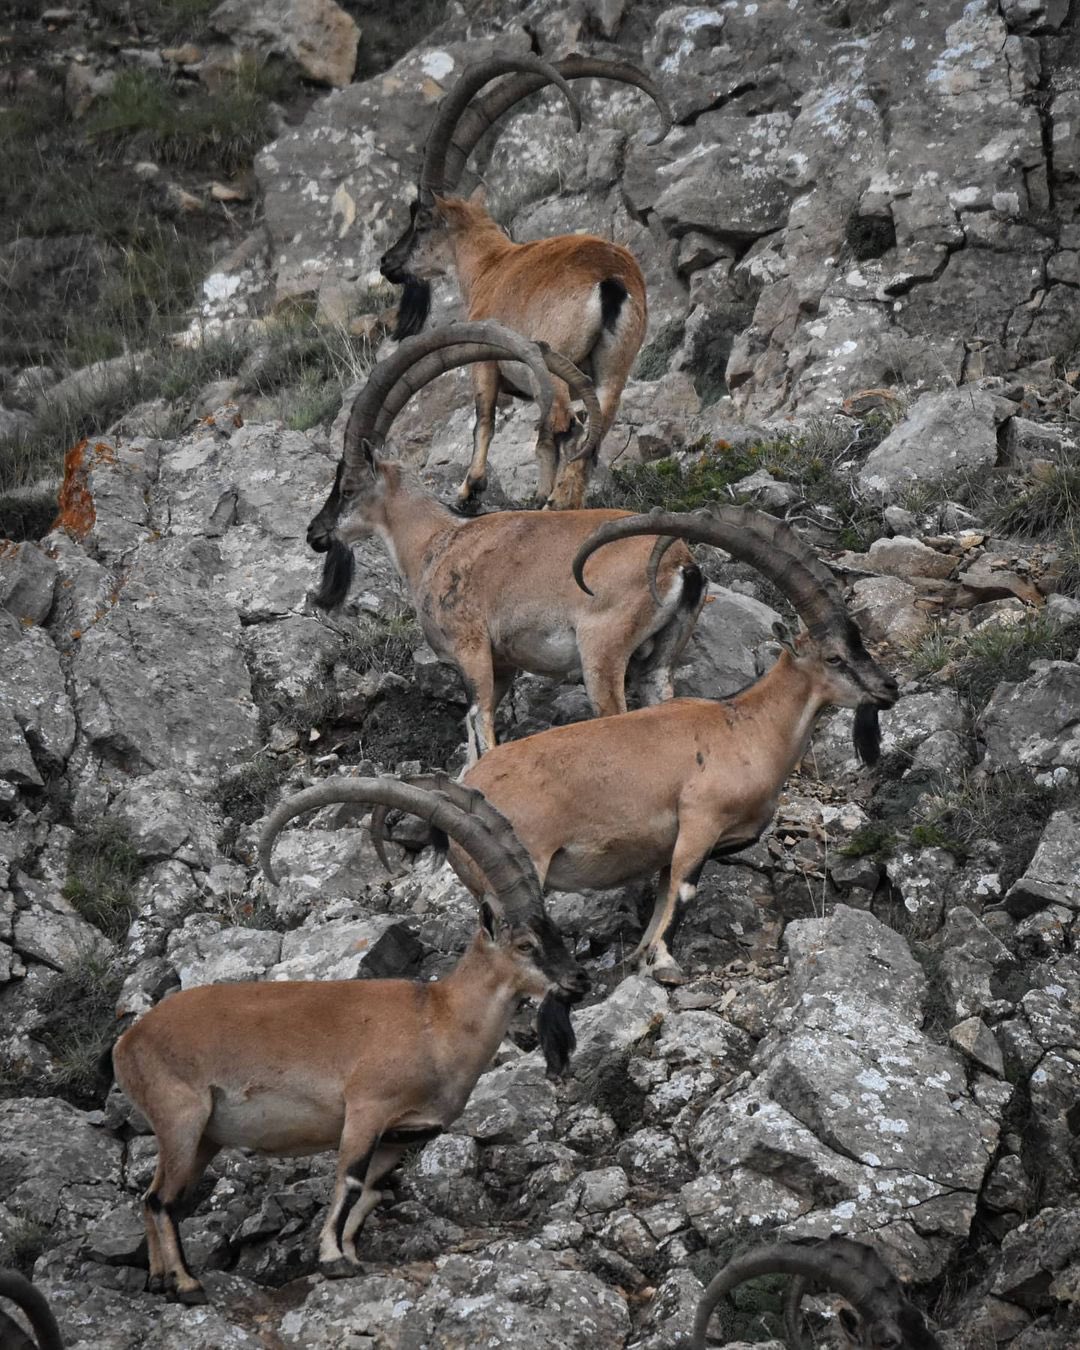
<box><xmin>2</xmin><ymin>0</ymin><xmax>1080</xmax><ymax>1347</ymax></box>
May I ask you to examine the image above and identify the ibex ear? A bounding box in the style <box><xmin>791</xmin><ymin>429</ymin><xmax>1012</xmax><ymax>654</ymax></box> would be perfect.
<box><xmin>772</xmin><ymin>620</ymin><xmax>798</xmax><ymax>655</ymax></box>
<box><xmin>478</xmin><ymin>900</ymin><xmax>501</xmax><ymax>941</ymax></box>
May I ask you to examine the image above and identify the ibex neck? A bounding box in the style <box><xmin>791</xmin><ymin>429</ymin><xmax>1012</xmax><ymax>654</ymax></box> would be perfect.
<box><xmin>735</xmin><ymin>653</ymin><xmax>832</xmax><ymax>781</ymax></box>
<box><xmin>378</xmin><ymin>482</ymin><xmax>459</xmax><ymax>593</ymax></box>
<box><xmin>432</xmin><ymin>940</ymin><xmax>521</xmax><ymax>1099</ymax></box>
<box><xmin>447</xmin><ymin>219</ymin><xmax>515</xmax><ymax>305</ymax></box>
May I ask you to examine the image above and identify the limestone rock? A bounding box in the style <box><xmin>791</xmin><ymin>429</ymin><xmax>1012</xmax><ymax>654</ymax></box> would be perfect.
<box><xmin>1004</xmin><ymin>810</ymin><xmax>1080</xmax><ymax>915</ymax></box>
<box><xmin>675</xmin><ymin>585</ymin><xmax>781</xmax><ymax>700</ymax></box>
<box><xmin>981</xmin><ymin>663</ymin><xmax>1080</xmax><ymax>773</ymax></box>
<box><xmin>858</xmin><ymin>389</ymin><xmax>1003</xmax><ymax>501</ymax></box>
<box><xmin>0</xmin><ymin>541</ymin><xmax>58</xmax><ymax>625</ymax></box>
<box><xmin>210</xmin><ymin>0</ymin><xmax>359</xmax><ymax>87</ymax></box>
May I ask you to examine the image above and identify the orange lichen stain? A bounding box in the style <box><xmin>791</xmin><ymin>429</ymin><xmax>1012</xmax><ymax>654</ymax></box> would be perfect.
<box><xmin>0</xmin><ymin>541</ymin><xmax>19</xmax><ymax>559</ymax></box>
<box><xmin>71</xmin><ymin>629</ymin><xmax>82</xmax><ymax>641</ymax></box>
<box><xmin>51</xmin><ymin>438</ymin><xmax>118</xmax><ymax>538</ymax></box>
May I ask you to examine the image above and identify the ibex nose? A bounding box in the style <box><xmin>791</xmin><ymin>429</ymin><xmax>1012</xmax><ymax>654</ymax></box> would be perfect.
<box><xmin>563</xmin><ymin>967</ymin><xmax>590</xmax><ymax>999</ymax></box>
<box><xmin>307</xmin><ymin>524</ymin><xmax>331</xmax><ymax>553</ymax></box>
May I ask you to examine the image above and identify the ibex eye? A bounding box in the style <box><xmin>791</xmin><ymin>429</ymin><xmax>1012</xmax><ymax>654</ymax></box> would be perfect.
<box><xmin>826</xmin><ymin>655</ymin><xmax>844</xmax><ymax>666</ymax></box>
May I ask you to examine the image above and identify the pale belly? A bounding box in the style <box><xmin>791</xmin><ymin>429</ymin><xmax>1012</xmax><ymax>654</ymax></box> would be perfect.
<box><xmin>545</xmin><ymin>831</ymin><xmax>675</xmax><ymax>892</ymax></box>
<box><xmin>207</xmin><ymin>1084</ymin><xmax>345</xmax><ymax>1156</ymax></box>
<box><xmin>497</xmin><ymin>624</ymin><xmax>582</xmax><ymax>677</ymax></box>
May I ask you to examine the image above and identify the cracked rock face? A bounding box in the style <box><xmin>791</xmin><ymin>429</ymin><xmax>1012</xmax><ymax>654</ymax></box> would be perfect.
<box><xmin>254</xmin><ymin>0</ymin><xmax>1079</xmax><ymax>423</ymax></box>
<box><xmin>0</xmin><ymin>402</ymin><xmax>1076</xmax><ymax>1346</ymax></box>
<box><xmin>3</xmin><ymin>1</ymin><xmax>1080</xmax><ymax>1346</ymax></box>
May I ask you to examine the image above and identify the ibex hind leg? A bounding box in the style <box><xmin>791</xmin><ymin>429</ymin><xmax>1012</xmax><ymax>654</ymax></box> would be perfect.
<box><xmin>142</xmin><ymin>1096</ymin><xmax>216</xmax><ymax>1303</ymax></box>
<box><xmin>459</xmin><ymin>364</ymin><xmax>500</xmax><ymax>507</ymax></box>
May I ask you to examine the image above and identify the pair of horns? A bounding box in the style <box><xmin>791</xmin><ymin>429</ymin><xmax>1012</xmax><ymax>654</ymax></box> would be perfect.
<box><xmin>573</xmin><ymin>504</ymin><xmax>850</xmax><ymax>640</ymax></box>
<box><xmin>341</xmin><ymin>319</ymin><xmax>601</xmax><ymax>477</ymax></box>
<box><xmin>0</xmin><ymin>1269</ymin><xmax>64</xmax><ymax>1350</ymax></box>
<box><xmin>258</xmin><ymin>773</ymin><xmax>544</xmax><ymax>929</ymax></box>
<box><xmin>690</xmin><ymin>1237</ymin><xmax>943</xmax><ymax>1349</ymax></box>
<box><xmin>421</xmin><ymin>53</ymin><xmax>673</xmax><ymax>203</ymax></box>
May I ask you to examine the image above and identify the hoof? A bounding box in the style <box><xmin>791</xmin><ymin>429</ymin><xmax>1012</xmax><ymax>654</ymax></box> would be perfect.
<box><xmin>167</xmin><ymin>1285</ymin><xmax>207</xmax><ymax>1306</ymax></box>
<box><xmin>146</xmin><ymin>1275</ymin><xmax>165</xmax><ymax>1295</ymax></box>
<box><xmin>457</xmin><ymin>475</ymin><xmax>487</xmax><ymax>504</ymax></box>
<box><xmin>648</xmin><ymin>958</ymin><xmax>687</xmax><ymax>987</ymax></box>
<box><xmin>319</xmin><ymin>1257</ymin><xmax>361</xmax><ymax>1281</ymax></box>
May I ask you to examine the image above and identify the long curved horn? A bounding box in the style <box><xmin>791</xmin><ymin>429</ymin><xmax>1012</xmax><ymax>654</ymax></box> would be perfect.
<box><xmin>258</xmin><ymin>777</ymin><xmax>543</xmax><ymax>925</ymax></box>
<box><xmin>533</xmin><ymin>342</ymin><xmax>602</xmax><ymax>464</ymax></box>
<box><xmin>420</xmin><ymin>56</ymin><xmax>582</xmax><ymax>202</ymax></box>
<box><xmin>367</xmin><ymin>337</ymin><xmax>600</xmax><ymax>458</ymax></box>
<box><xmin>0</xmin><ymin>1269</ymin><xmax>64</xmax><ymax>1350</ymax></box>
<box><xmin>341</xmin><ymin>320</ymin><xmax>558</xmax><ymax>472</ymax></box>
<box><xmin>572</xmin><ymin>504</ymin><xmax>849</xmax><ymax>638</ymax></box>
<box><xmin>441</xmin><ymin>55</ymin><xmax>674</xmax><ymax>192</ymax></box>
<box><xmin>371</xmin><ymin>771</ymin><xmax>540</xmax><ymax>894</ymax></box>
<box><xmin>689</xmin><ymin>1238</ymin><xmax>942</xmax><ymax>1350</ymax></box>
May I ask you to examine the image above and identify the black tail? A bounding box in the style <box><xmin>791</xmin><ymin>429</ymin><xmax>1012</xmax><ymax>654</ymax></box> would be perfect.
<box><xmin>680</xmin><ymin>562</ymin><xmax>705</xmax><ymax>613</ymax></box>
<box><xmin>97</xmin><ymin>1043</ymin><xmax>115</xmax><ymax>1092</ymax></box>
<box><xmin>599</xmin><ymin>277</ymin><xmax>629</xmax><ymax>334</ymax></box>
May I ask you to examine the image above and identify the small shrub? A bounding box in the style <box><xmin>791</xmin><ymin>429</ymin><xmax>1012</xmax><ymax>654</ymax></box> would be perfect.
<box><xmin>0</xmin><ymin>490</ymin><xmax>58</xmax><ymax>542</ymax></box>
<box><xmin>280</xmin><ymin>374</ymin><xmax>344</xmax><ymax>431</ymax></box>
<box><xmin>913</xmin><ymin>771</ymin><xmax>1076</xmax><ymax>890</ymax></box>
<box><xmin>216</xmin><ymin>752</ymin><xmax>292</xmax><ymax>817</ymax></box>
<box><xmin>634</xmin><ymin>321</ymin><xmax>685</xmax><ymax>381</ymax></box>
<box><xmin>339</xmin><ymin>610</ymin><xmax>423</xmax><ymax>677</ymax></box>
<box><xmin>86</xmin><ymin>60</ymin><xmax>277</xmax><ymax>174</ymax></box>
<box><xmin>1</xmin><ymin>953</ymin><xmax>123</xmax><ymax>1108</ymax></box>
<box><xmin>993</xmin><ymin>463</ymin><xmax>1080</xmax><ymax>538</ymax></box>
<box><xmin>839</xmin><ymin>823</ymin><xmax>897</xmax><ymax>861</ymax></box>
<box><xmin>63</xmin><ymin>822</ymin><xmax>145</xmax><ymax>943</ymax></box>
<box><xmin>601</xmin><ymin>426</ymin><xmax>887</xmax><ymax>550</ymax></box>
<box><xmin>941</xmin><ymin>614</ymin><xmax>1080</xmax><ymax>711</ymax></box>
<box><xmin>0</xmin><ymin>1216</ymin><xmax>52</xmax><ymax>1273</ymax></box>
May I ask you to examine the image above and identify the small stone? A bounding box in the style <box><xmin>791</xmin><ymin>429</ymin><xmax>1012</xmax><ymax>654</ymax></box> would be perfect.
<box><xmin>949</xmin><ymin>1016</ymin><xmax>1006</xmax><ymax>1077</ymax></box>
<box><xmin>162</xmin><ymin>44</ymin><xmax>203</xmax><ymax>64</ymax></box>
<box><xmin>211</xmin><ymin>180</ymin><xmax>251</xmax><ymax>202</ymax></box>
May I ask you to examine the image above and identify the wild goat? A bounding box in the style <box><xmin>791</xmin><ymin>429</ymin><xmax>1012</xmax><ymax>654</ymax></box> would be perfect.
<box><xmin>114</xmin><ymin>776</ymin><xmax>586</xmax><ymax>1304</ymax></box>
<box><xmin>0</xmin><ymin>1271</ymin><xmax>63</xmax><ymax>1350</ymax></box>
<box><xmin>379</xmin><ymin>54</ymin><xmax>671</xmax><ymax>510</ymax></box>
<box><xmin>411</xmin><ymin>505</ymin><xmax>896</xmax><ymax>983</ymax></box>
<box><xmin>307</xmin><ymin>320</ymin><xmax>705</xmax><ymax>762</ymax></box>
<box><xmin>688</xmin><ymin>1236</ymin><xmax>943</xmax><ymax>1349</ymax></box>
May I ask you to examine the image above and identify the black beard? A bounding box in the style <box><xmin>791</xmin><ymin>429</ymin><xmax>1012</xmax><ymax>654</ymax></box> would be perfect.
<box><xmin>536</xmin><ymin>992</ymin><xmax>577</xmax><ymax>1077</ymax></box>
<box><xmin>312</xmin><ymin>538</ymin><xmax>354</xmax><ymax>610</ymax></box>
<box><xmin>393</xmin><ymin>276</ymin><xmax>432</xmax><ymax>339</ymax></box>
<box><xmin>853</xmin><ymin>702</ymin><xmax>882</xmax><ymax>766</ymax></box>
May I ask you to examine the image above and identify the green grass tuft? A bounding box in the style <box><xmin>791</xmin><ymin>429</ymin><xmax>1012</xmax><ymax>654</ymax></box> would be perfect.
<box><xmin>634</xmin><ymin>321</ymin><xmax>685</xmax><ymax>381</ymax></box>
<box><xmin>339</xmin><ymin>610</ymin><xmax>423</xmax><ymax>677</ymax></box>
<box><xmin>62</xmin><ymin>821</ymin><xmax>146</xmax><ymax>943</ymax></box>
<box><xmin>908</xmin><ymin>613</ymin><xmax>1080</xmax><ymax>712</ymax></box>
<box><xmin>600</xmin><ymin>421</ymin><xmax>890</xmax><ymax>550</ymax></box>
<box><xmin>86</xmin><ymin>60</ymin><xmax>278</xmax><ymax>174</ymax></box>
<box><xmin>0</xmin><ymin>952</ymin><xmax>123</xmax><ymax>1109</ymax></box>
<box><xmin>913</xmin><ymin>771</ymin><xmax>1078</xmax><ymax>890</ymax></box>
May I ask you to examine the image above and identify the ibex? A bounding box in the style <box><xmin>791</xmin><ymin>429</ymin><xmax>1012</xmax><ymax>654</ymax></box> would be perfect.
<box><xmin>0</xmin><ymin>1270</ymin><xmax>63</xmax><ymax>1350</ymax></box>
<box><xmin>379</xmin><ymin>54</ymin><xmax>672</xmax><ymax>510</ymax></box>
<box><xmin>416</xmin><ymin>506</ymin><xmax>897</xmax><ymax>983</ymax></box>
<box><xmin>688</xmin><ymin>1236</ymin><xmax>944</xmax><ymax>1349</ymax></box>
<box><xmin>307</xmin><ymin>321</ymin><xmax>705</xmax><ymax>762</ymax></box>
<box><xmin>114</xmin><ymin>776</ymin><xmax>587</xmax><ymax>1304</ymax></box>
